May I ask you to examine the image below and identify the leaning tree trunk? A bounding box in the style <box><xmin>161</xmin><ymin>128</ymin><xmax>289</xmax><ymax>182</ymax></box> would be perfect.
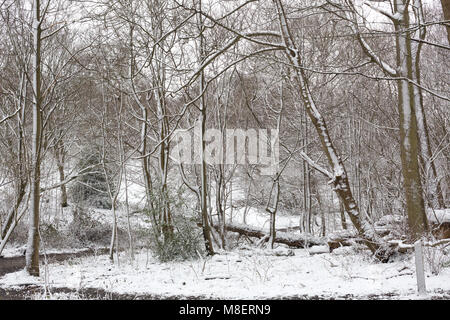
<box><xmin>1</xmin><ymin>74</ymin><xmax>28</xmax><ymax>249</ymax></box>
<box><xmin>2</xmin><ymin>181</ymin><xmax>26</xmax><ymax>240</ymax></box>
<box><xmin>26</xmin><ymin>0</ymin><xmax>42</xmax><ymax>276</ymax></box>
<box><xmin>273</xmin><ymin>0</ymin><xmax>387</xmax><ymax>259</ymax></box>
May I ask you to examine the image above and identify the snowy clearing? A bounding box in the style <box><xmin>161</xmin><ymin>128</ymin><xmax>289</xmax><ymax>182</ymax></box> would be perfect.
<box><xmin>1</xmin><ymin>247</ymin><xmax>449</xmax><ymax>300</ymax></box>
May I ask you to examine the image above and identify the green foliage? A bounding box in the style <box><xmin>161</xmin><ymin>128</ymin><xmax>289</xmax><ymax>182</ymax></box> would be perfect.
<box><xmin>69</xmin><ymin>146</ymin><xmax>114</xmax><ymax>209</ymax></box>
<box><xmin>149</xmin><ymin>215</ymin><xmax>205</xmax><ymax>262</ymax></box>
<box><xmin>67</xmin><ymin>206</ymin><xmax>112</xmax><ymax>246</ymax></box>
<box><xmin>146</xmin><ymin>187</ymin><xmax>205</xmax><ymax>262</ymax></box>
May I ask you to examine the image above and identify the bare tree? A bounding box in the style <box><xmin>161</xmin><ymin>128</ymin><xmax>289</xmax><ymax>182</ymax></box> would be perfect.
<box><xmin>272</xmin><ymin>0</ymin><xmax>386</xmax><ymax>258</ymax></box>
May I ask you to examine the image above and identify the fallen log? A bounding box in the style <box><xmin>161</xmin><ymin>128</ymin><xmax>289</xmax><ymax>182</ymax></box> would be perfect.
<box><xmin>217</xmin><ymin>222</ymin><xmax>326</xmax><ymax>248</ymax></box>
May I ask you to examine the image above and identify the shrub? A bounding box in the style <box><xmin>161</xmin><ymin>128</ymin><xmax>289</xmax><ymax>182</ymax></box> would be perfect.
<box><xmin>69</xmin><ymin>147</ymin><xmax>114</xmax><ymax>209</ymax></box>
<box><xmin>424</xmin><ymin>245</ymin><xmax>450</xmax><ymax>275</ymax></box>
<box><xmin>149</xmin><ymin>214</ymin><xmax>205</xmax><ymax>262</ymax></box>
<box><xmin>145</xmin><ymin>187</ymin><xmax>205</xmax><ymax>262</ymax></box>
<box><xmin>67</xmin><ymin>206</ymin><xmax>112</xmax><ymax>247</ymax></box>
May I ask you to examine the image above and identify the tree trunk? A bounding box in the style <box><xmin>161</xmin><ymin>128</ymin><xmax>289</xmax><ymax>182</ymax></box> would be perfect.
<box><xmin>109</xmin><ymin>203</ymin><xmax>119</xmax><ymax>262</ymax></box>
<box><xmin>440</xmin><ymin>0</ymin><xmax>450</xmax><ymax>44</ymax></box>
<box><xmin>394</xmin><ymin>0</ymin><xmax>428</xmax><ymax>239</ymax></box>
<box><xmin>198</xmin><ymin>0</ymin><xmax>214</xmax><ymax>255</ymax></box>
<box><xmin>200</xmin><ymin>82</ymin><xmax>214</xmax><ymax>255</ymax></box>
<box><xmin>123</xmin><ymin>163</ymin><xmax>134</xmax><ymax>261</ymax></box>
<box><xmin>26</xmin><ymin>0</ymin><xmax>42</xmax><ymax>276</ymax></box>
<box><xmin>411</xmin><ymin>0</ymin><xmax>445</xmax><ymax>209</ymax></box>
<box><xmin>1</xmin><ymin>182</ymin><xmax>26</xmax><ymax>240</ymax></box>
<box><xmin>54</xmin><ymin>138</ymin><xmax>68</xmax><ymax>208</ymax></box>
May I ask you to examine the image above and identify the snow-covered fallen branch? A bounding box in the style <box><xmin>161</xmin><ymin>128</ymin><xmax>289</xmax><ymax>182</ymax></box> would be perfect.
<box><xmin>216</xmin><ymin>222</ymin><xmax>326</xmax><ymax>248</ymax></box>
<box><xmin>388</xmin><ymin>238</ymin><xmax>450</xmax><ymax>250</ymax></box>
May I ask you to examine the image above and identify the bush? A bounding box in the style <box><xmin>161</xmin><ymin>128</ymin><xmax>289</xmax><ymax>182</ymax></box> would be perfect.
<box><xmin>145</xmin><ymin>186</ymin><xmax>205</xmax><ymax>262</ymax></box>
<box><xmin>69</xmin><ymin>147</ymin><xmax>114</xmax><ymax>209</ymax></box>
<box><xmin>149</xmin><ymin>214</ymin><xmax>205</xmax><ymax>262</ymax></box>
<box><xmin>424</xmin><ymin>245</ymin><xmax>450</xmax><ymax>275</ymax></box>
<box><xmin>67</xmin><ymin>206</ymin><xmax>112</xmax><ymax>247</ymax></box>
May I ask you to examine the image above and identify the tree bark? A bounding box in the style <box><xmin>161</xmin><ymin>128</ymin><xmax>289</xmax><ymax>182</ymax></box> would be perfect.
<box><xmin>54</xmin><ymin>138</ymin><xmax>68</xmax><ymax>208</ymax></box>
<box><xmin>394</xmin><ymin>0</ymin><xmax>428</xmax><ymax>239</ymax></box>
<box><xmin>411</xmin><ymin>0</ymin><xmax>445</xmax><ymax>209</ymax></box>
<box><xmin>26</xmin><ymin>0</ymin><xmax>42</xmax><ymax>276</ymax></box>
<box><xmin>198</xmin><ymin>0</ymin><xmax>214</xmax><ymax>255</ymax></box>
<box><xmin>440</xmin><ymin>0</ymin><xmax>450</xmax><ymax>44</ymax></box>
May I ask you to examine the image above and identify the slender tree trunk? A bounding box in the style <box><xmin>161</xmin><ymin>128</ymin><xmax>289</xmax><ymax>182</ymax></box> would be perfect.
<box><xmin>340</xmin><ymin>203</ymin><xmax>347</xmax><ymax>230</ymax></box>
<box><xmin>128</xmin><ymin>18</ymin><xmax>157</xmax><ymax>228</ymax></box>
<box><xmin>151</xmin><ymin>1</ymin><xmax>173</xmax><ymax>239</ymax></box>
<box><xmin>215</xmin><ymin>168</ymin><xmax>226</xmax><ymax>249</ymax></box>
<box><xmin>2</xmin><ymin>182</ymin><xmax>26</xmax><ymax>240</ymax></box>
<box><xmin>199</xmin><ymin>85</ymin><xmax>214</xmax><ymax>255</ymax></box>
<box><xmin>109</xmin><ymin>203</ymin><xmax>117</xmax><ymax>261</ymax></box>
<box><xmin>26</xmin><ymin>0</ymin><xmax>42</xmax><ymax>276</ymax></box>
<box><xmin>198</xmin><ymin>0</ymin><xmax>214</xmax><ymax>255</ymax></box>
<box><xmin>141</xmin><ymin>117</ymin><xmax>157</xmax><ymax>228</ymax></box>
<box><xmin>54</xmin><ymin>138</ymin><xmax>68</xmax><ymax>208</ymax></box>
<box><xmin>267</xmin><ymin>180</ymin><xmax>280</xmax><ymax>249</ymax></box>
<box><xmin>123</xmin><ymin>162</ymin><xmax>134</xmax><ymax>261</ymax></box>
<box><xmin>302</xmin><ymin>107</ymin><xmax>312</xmax><ymax>233</ymax></box>
<box><xmin>157</xmin><ymin>92</ymin><xmax>173</xmax><ymax>240</ymax></box>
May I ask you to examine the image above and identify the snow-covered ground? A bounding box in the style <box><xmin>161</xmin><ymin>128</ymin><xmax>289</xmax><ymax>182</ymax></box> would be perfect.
<box><xmin>1</xmin><ymin>162</ymin><xmax>448</xmax><ymax>300</ymax></box>
<box><xmin>0</xmin><ymin>246</ymin><xmax>92</xmax><ymax>259</ymax></box>
<box><xmin>229</xmin><ymin>207</ymin><xmax>300</xmax><ymax>231</ymax></box>
<box><xmin>1</xmin><ymin>245</ymin><xmax>449</xmax><ymax>300</ymax></box>
<box><xmin>428</xmin><ymin>208</ymin><xmax>450</xmax><ymax>224</ymax></box>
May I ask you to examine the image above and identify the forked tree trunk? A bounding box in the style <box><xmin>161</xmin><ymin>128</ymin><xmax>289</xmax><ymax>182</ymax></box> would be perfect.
<box><xmin>411</xmin><ymin>0</ymin><xmax>445</xmax><ymax>209</ymax></box>
<box><xmin>393</xmin><ymin>0</ymin><xmax>428</xmax><ymax>239</ymax></box>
